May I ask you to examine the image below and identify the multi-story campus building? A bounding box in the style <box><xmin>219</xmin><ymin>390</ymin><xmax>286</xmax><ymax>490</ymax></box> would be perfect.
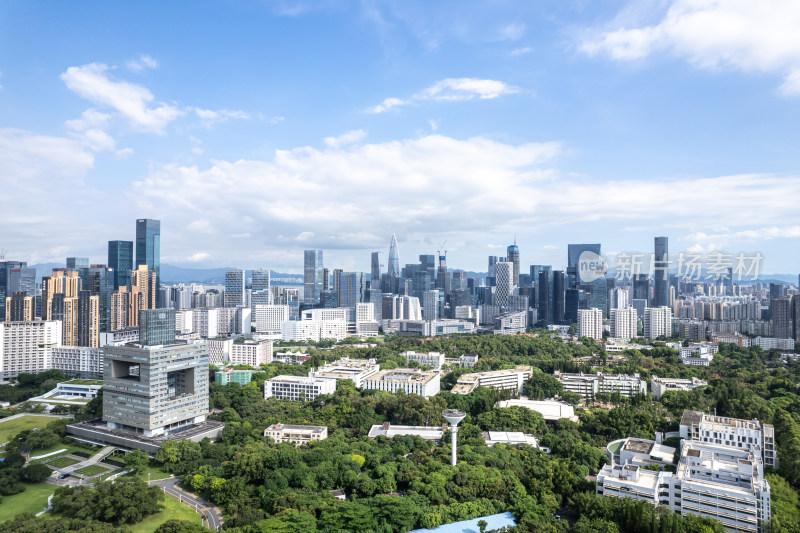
<box><xmin>650</xmin><ymin>376</ymin><xmax>708</xmax><ymax>400</ymax></box>
<box><xmin>362</xmin><ymin>368</ymin><xmax>441</xmax><ymax>398</ymax></box>
<box><xmin>229</xmin><ymin>339</ymin><xmax>273</xmax><ymax>366</ymax></box>
<box><xmin>0</xmin><ymin>320</ymin><xmax>62</xmax><ymax>380</ymax></box>
<box><xmin>264</xmin><ymin>375</ymin><xmax>337</xmax><ymax>401</ymax></box>
<box><xmin>597</xmin><ymin>440</ymin><xmax>772</xmax><ymax>533</ymax></box>
<box><xmin>680</xmin><ymin>410</ymin><xmax>777</xmax><ymax>469</ymax></box>
<box><xmin>309</xmin><ymin>357</ymin><xmax>380</xmax><ymax>388</ymax></box>
<box><xmin>402</xmin><ymin>351</ymin><xmax>446</xmax><ymax>370</ymax></box>
<box><xmin>451</xmin><ymin>366</ymin><xmax>533</xmax><ymax>395</ymax></box>
<box><xmin>553</xmin><ymin>370</ymin><xmax>648</xmax><ymax>399</ymax></box>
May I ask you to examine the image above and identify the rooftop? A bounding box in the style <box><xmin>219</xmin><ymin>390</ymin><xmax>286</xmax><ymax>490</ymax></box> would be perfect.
<box><xmin>369</xmin><ymin>368</ymin><xmax>439</xmax><ymax>384</ymax></box>
<box><xmin>408</xmin><ymin>512</ymin><xmax>516</xmax><ymax>533</ymax></box>
<box><xmin>267</xmin><ymin>423</ymin><xmax>327</xmax><ymax>432</ymax></box>
<box><xmin>367</xmin><ymin>423</ymin><xmax>445</xmax><ymax>440</ymax></box>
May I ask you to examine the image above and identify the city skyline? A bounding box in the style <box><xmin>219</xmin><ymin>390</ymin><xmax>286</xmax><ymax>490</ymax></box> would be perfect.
<box><xmin>2</xmin><ymin>2</ymin><xmax>800</xmax><ymax>273</ymax></box>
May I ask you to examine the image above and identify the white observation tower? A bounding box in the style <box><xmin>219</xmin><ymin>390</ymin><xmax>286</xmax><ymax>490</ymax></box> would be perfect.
<box><xmin>442</xmin><ymin>409</ymin><xmax>466</xmax><ymax>466</ymax></box>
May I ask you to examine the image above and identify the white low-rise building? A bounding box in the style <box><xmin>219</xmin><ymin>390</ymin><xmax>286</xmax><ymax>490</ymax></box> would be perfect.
<box><xmin>679</xmin><ymin>343</ymin><xmax>716</xmax><ymax>366</ymax></box>
<box><xmin>553</xmin><ymin>370</ymin><xmax>648</xmax><ymax>400</ymax></box>
<box><xmin>482</xmin><ymin>431</ymin><xmax>540</xmax><ymax>448</ymax></box>
<box><xmin>605</xmin><ymin>437</ymin><xmax>676</xmax><ymax>467</ymax></box>
<box><xmin>310</xmin><ymin>357</ymin><xmax>380</xmax><ymax>388</ymax></box>
<box><xmin>264</xmin><ymin>423</ymin><xmax>328</xmax><ymax>446</ymax></box>
<box><xmin>281</xmin><ymin>319</ymin><xmax>348</xmax><ymax>342</ymax></box>
<box><xmin>265</xmin><ymin>375</ymin><xmax>337</xmax><ymax>401</ymax></box>
<box><xmin>495</xmin><ymin>398</ymin><xmax>578</xmax><ymax>422</ymax></box>
<box><xmin>451</xmin><ymin>366</ymin><xmax>532</xmax><ymax>395</ymax></box>
<box><xmin>751</xmin><ymin>337</ymin><xmax>795</xmax><ymax>350</ymax></box>
<box><xmin>229</xmin><ymin>339</ymin><xmax>272</xmax><ymax>366</ymax></box>
<box><xmin>402</xmin><ymin>351</ymin><xmax>446</xmax><ymax>370</ymax></box>
<box><xmin>651</xmin><ymin>376</ymin><xmax>708</xmax><ymax>399</ymax></box>
<box><xmin>368</xmin><ymin>422</ymin><xmax>445</xmax><ymax>441</ymax></box>
<box><xmin>362</xmin><ymin>368</ymin><xmax>441</xmax><ymax>398</ymax></box>
<box><xmin>207</xmin><ymin>337</ymin><xmax>233</xmax><ymax>364</ymax></box>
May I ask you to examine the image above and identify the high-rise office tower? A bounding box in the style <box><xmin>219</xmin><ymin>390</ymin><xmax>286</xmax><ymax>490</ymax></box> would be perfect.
<box><xmin>506</xmin><ymin>242</ymin><xmax>520</xmax><ymax>287</ymax></box>
<box><xmin>586</xmin><ymin>279</ymin><xmax>608</xmax><ymax>318</ymax></box>
<box><xmin>769</xmin><ymin>283</ymin><xmax>785</xmax><ymax>318</ymax></box>
<box><xmin>487</xmin><ymin>256</ymin><xmax>499</xmax><ymax>287</ymax></box>
<box><xmin>495</xmin><ymin>261</ymin><xmax>514</xmax><ymax>309</ymax></box>
<box><xmin>437</xmin><ymin>253</ymin><xmax>450</xmax><ymax>293</ymax></box>
<box><xmin>224</xmin><ymin>268</ymin><xmax>246</xmax><ymax>308</ymax></box>
<box><xmin>77</xmin><ymin>290</ymin><xmax>100</xmax><ymax>347</ymax></box>
<box><xmin>388</xmin><ymin>234</ymin><xmax>400</xmax><ymax>277</ymax></box>
<box><xmin>553</xmin><ymin>271</ymin><xmax>566</xmax><ymax>324</ymax></box>
<box><xmin>423</xmin><ymin>289</ymin><xmax>441</xmax><ymax>320</ymax></box>
<box><xmin>0</xmin><ymin>262</ymin><xmax>35</xmax><ymax>320</ymax></box>
<box><xmin>420</xmin><ymin>255</ymin><xmax>436</xmax><ymax>285</ymax></box>
<box><xmin>772</xmin><ymin>296</ymin><xmax>794</xmax><ymax>339</ymax></box>
<box><xmin>303</xmin><ymin>250</ymin><xmax>324</xmax><ymax>305</ymax></box>
<box><xmin>371</xmin><ymin>252</ymin><xmax>382</xmax><ymax>290</ymax></box>
<box><xmin>338</xmin><ymin>271</ymin><xmax>365</xmax><ymax>308</ymax></box>
<box><xmin>633</xmin><ymin>273</ymin><xmax>650</xmax><ymax>302</ymax></box>
<box><xmin>567</xmin><ymin>243</ymin><xmax>601</xmax><ymax>288</ymax></box>
<box><xmin>565</xmin><ymin>288</ymin><xmax>580</xmax><ymax>324</ymax></box>
<box><xmin>66</xmin><ymin>257</ymin><xmax>89</xmax><ymax>270</ymax></box>
<box><xmin>135</xmin><ymin>219</ymin><xmax>160</xmax><ymax>276</ymax></box>
<box><xmin>252</xmin><ymin>269</ymin><xmax>272</xmax><ymax>310</ymax></box>
<box><xmin>138</xmin><ymin>308</ymin><xmax>176</xmax><ymax>346</ymax></box>
<box><xmin>108</xmin><ymin>240</ymin><xmax>133</xmax><ymax>290</ymax></box>
<box><xmin>654</xmin><ymin>237</ymin><xmax>669</xmax><ymax>308</ymax></box>
<box><xmin>538</xmin><ymin>270</ymin><xmax>553</xmax><ymax>325</ymax></box>
<box><xmin>80</xmin><ymin>266</ymin><xmax>112</xmax><ymax>333</ymax></box>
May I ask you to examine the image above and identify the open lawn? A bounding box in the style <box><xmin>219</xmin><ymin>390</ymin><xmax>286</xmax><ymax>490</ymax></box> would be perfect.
<box><xmin>75</xmin><ymin>465</ymin><xmax>108</xmax><ymax>476</ymax></box>
<box><xmin>0</xmin><ymin>415</ymin><xmax>68</xmax><ymax>444</ymax></box>
<box><xmin>0</xmin><ymin>483</ymin><xmax>54</xmax><ymax>522</ymax></box>
<box><xmin>137</xmin><ymin>464</ymin><xmax>172</xmax><ymax>481</ymax></box>
<box><xmin>47</xmin><ymin>456</ymin><xmax>80</xmax><ymax>468</ymax></box>
<box><xmin>129</xmin><ymin>494</ymin><xmax>203</xmax><ymax>533</ymax></box>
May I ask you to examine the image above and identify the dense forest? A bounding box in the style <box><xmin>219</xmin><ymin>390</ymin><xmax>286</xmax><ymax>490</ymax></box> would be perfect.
<box><xmin>2</xmin><ymin>332</ymin><xmax>800</xmax><ymax>532</ymax></box>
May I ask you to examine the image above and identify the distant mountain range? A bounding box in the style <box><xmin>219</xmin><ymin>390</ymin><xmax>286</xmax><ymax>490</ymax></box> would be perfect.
<box><xmin>26</xmin><ymin>263</ymin><xmax>798</xmax><ymax>285</ymax></box>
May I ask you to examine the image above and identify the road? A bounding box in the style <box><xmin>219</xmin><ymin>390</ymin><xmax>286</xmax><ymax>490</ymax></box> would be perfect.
<box><xmin>151</xmin><ymin>477</ymin><xmax>223</xmax><ymax>530</ymax></box>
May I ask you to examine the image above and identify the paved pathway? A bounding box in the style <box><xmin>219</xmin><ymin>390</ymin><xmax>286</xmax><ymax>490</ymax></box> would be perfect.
<box><xmin>151</xmin><ymin>477</ymin><xmax>223</xmax><ymax>530</ymax></box>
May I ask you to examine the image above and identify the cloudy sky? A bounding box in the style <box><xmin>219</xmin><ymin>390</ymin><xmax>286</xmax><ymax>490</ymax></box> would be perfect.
<box><xmin>1</xmin><ymin>0</ymin><xmax>799</xmax><ymax>275</ymax></box>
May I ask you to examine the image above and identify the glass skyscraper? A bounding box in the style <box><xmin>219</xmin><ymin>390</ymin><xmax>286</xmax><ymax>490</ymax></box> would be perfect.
<box><xmin>388</xmin><ymin>234</ymin><xmax>400</xmax><ymax>277</ymax></box>
<box><xmin>303</xmin><ymin>250</ymin><xmax>324</xmax><ymax>305</ymax></box>
<box><xmin>138</xmin><ymin>308</ymin><xmax>176</xmax><ymax>346</ymax></box>
<box><xmin>108</xmin><ymin>240</ymin><xmax>133</xmax><ymax>290</ymax></box>
<box><xmin>654</xmin><ymin>237</ymin><xmax>669</xmax><ymax>308</ymax></box>
<box><xmin>135</xmin><ymin>219</ymin><xmax>160</xmax><ymax>278</ymax></box>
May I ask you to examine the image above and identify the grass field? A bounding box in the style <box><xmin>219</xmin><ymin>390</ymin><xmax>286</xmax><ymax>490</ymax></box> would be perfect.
<box><xmin>137</xmin><ymin>464</ymin><xmax>172</xmax><ymax>481</ymax></box>
<box><xmin>129</xmin><ymin>494</ymin><xmax>203</xmax><ymax>533</ymax></box>
<box><xmin>47</xmin><ymin>456</ymin><xmax>80</xmax><ymax>468</ymax></box>
<box><xmin>0</xmin><ymin>415</ymin><xmax>69</xmax><ymax>444</ymax></box>
<box><xmin>75</xmin><ymin>465</ymin><xmax>108</xmax><ymax>476</ymax></box>
<box><xmin>0</xmin><ymin>483</ymin><xmax>55</xmax><ymax>522</ymax></box>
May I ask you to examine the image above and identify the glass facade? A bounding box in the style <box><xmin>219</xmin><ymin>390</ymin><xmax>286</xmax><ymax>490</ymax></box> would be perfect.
<box><xmin>138</xmin><ymin>308</ymin><xmax>175</xmax><ymax>346</ymax></box>
<box><xmin>108</xmin><ymin>240</ymin><xmax>133</xmax><ymax>290</ymax></box>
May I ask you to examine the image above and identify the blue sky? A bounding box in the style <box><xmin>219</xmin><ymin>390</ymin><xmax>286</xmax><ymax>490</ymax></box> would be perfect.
<box><xmin>1</xmin><ymin>0</ymin><xmax>799</xmax><ymax>275</ymax></box>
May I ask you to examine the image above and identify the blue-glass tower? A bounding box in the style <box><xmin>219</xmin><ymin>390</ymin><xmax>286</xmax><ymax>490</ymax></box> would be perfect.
<box><xmin>108</xmin><ymin>240</ymin><xmax>133</xmax><ymax>290</ymax></box>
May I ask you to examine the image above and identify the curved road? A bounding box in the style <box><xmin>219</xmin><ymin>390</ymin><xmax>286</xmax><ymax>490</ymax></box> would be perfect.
<box><xmin>151</xmin><ymin>477</ymin><xmax>223</xmax><ymax>530</ymax></box>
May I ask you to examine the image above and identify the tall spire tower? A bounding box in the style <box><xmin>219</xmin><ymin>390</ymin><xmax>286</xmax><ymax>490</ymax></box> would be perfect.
<box><xmin>388</xmin><ymin>234</ymin><xmax>400</xmax><ymax>277</ymax></box>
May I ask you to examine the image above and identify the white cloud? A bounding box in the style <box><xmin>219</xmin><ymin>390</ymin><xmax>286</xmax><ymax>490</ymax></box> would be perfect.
<box><xmin>187</xmin><ymin>252</ymin><xmax>210</xmax><ymax>262</ymax></box>
<box><xmin>61</xmin><ymin>63</ymin><xmax>184</xmax><ymax>134</ymax></box>
<box><xmin>324</xmin><ymin>129</ymin><xmax>367</xmax><ymax>148</ymax></box>
<box><xmin>499</xmin><ymin>23</ymin><xmax>525</xmax><ymax>41</ymax></box>
<box><xmin>192</xmin><ymin>107</ymin><xmax>250</xmax><ymax>123</ymax></box>
<box><xmin>367</xmin><ymin>97</ymin><xmax>407</xmax><ymax>114</ymax></box>
<box><xmin>126</xmin><ymin>55</ymin><xmax>158</xmax><ymax>72</ymax></box>
<box><xmin>416</xmin><ymin>78</ymin><xmax>518</xmax><ymax>101</ymax></box>
<box><xmin>296</xmin><ymin>231</ymin><xmax>315</xmax><ymax>242</ymax></box>
<box><xmin>368</xmin><ymin>78</ymin><xmax>518</xmax><ymax>113</ymax></box>
<box><xmin>116</xmin><ymin>147</ymin><xmax>134</xmax><ymax>159</ymax></box>
<box><xmin>510</xmin><ymin>46</ymin><xmax>533</xmax><ymax>56</ymax></box>
<box><xmin>581</xmin><ymin>0</ymin><xmax>800</xmax><ymax>95</ymax></box>
<box><xmin>428</xmin><ymin>119</ymin><xmax>439</xmax><ymax>131</ymax></box>
<box><xmin>65</xmin><ymin>108</ymin><xmax>113</xmax><ymax>132</ymax></box>
<box><xmin>541</xmin><ymin>244</ymin><xmax>557</xmax><ymax>250</ymax></box>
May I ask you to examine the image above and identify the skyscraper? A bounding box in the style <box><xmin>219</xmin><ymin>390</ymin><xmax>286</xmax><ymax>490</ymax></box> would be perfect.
<box><xmin>487</xmin><ymin>256</ymin><xmax>499</xmax><ymax>287</ymax></box>
<box><xmin>77</xmin><ymin>290</ymin><xmax>100</xmax><ymax>347</ymax></box>
<box><xmin>108</xmin><ymin>240</ymin><xmax>133</xmax><ymax>290</ymax></box>
<box><xmin>388</xmin><ymin>234</ymin><xmax>400</xmax><ymax>277</ymax></box>
<box><xmin>538</xmin><ymin>270</ymin><xmax>552</xmax><ymax>325</ymax></box>
<box><xmin>437</xmin><ymin>253</ymin><xmax>450</xmax><ymax>293</ymax></box>
<box><xmin>495</xmin><ymin>261</ymin><xmax>514</xmax><ymax>309</ymax></box>
<box><xmin>0</xmin><ymin>261</ymin><xmax>35</xmax><ymax>320</ymax></box>
<box><xmin>633</xmin><ymin>273</ymin><xmax>650</xmax><ymax>302</ymax></box>
<box><xmin>338</xmin><ymin>272</ymin><xmax>365</xmax><ymax>308</ymax></box>
<box><xmin>567</xmin><ymin>243</ymin><xmax>601</xmax><ymax>288</ymax></box>
<box><xmin>506</xmin><ymin>242</ymin><xmax>520</xmax><ymax>287</ymax></box>
<box><xmin>252</xmin><ymin>269</ymin><xmax>272</xmax><ymax>310</ymax></box>
<box><xmin>654</xmin><ymin>237</ymin><xmax>669</xmax><ymax>308</ymax></box>
<box><xmin>371</xmin><ymin>252</ymin><xmax>382</xmax><ymax>290</ymax></box>
<box><xmin>224</xmin><ymin>268</ymin><xmax>245</xmax><ymax>308</ymax></box>
<box><xmin>66</xmin><ymin>257</ymin><xmax>89</xmax><ymax>270</ymax></box>
<box><xmin>553</xmin><ymin>270</ymin><xmax>566</xmax><ymax>324</ymax></box>
<box><xmin>80</xmin><ymin>266</ymin><xmax>113</xmax><ymax>333</ymax></box>
<box><xmin>138</xmin><ymin>308</ymin><xmax>176</xmax><ymax>346</ymax></box>
<box><xmin>135</xmin><ymin>219</ymin><xmax>161</xmax><ymax>277</ymax></box>
<box><xmin>303</xmin><ymin>250</ymin><xmax>324</xmax><ymax>305</ymax></box>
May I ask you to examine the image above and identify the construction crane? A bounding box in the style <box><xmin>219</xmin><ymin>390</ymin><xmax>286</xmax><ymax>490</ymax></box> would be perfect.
<box><xmin>437</xmin><ymin>240</ymin><xmax>447</xmax><ymax>259</ymax></box>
